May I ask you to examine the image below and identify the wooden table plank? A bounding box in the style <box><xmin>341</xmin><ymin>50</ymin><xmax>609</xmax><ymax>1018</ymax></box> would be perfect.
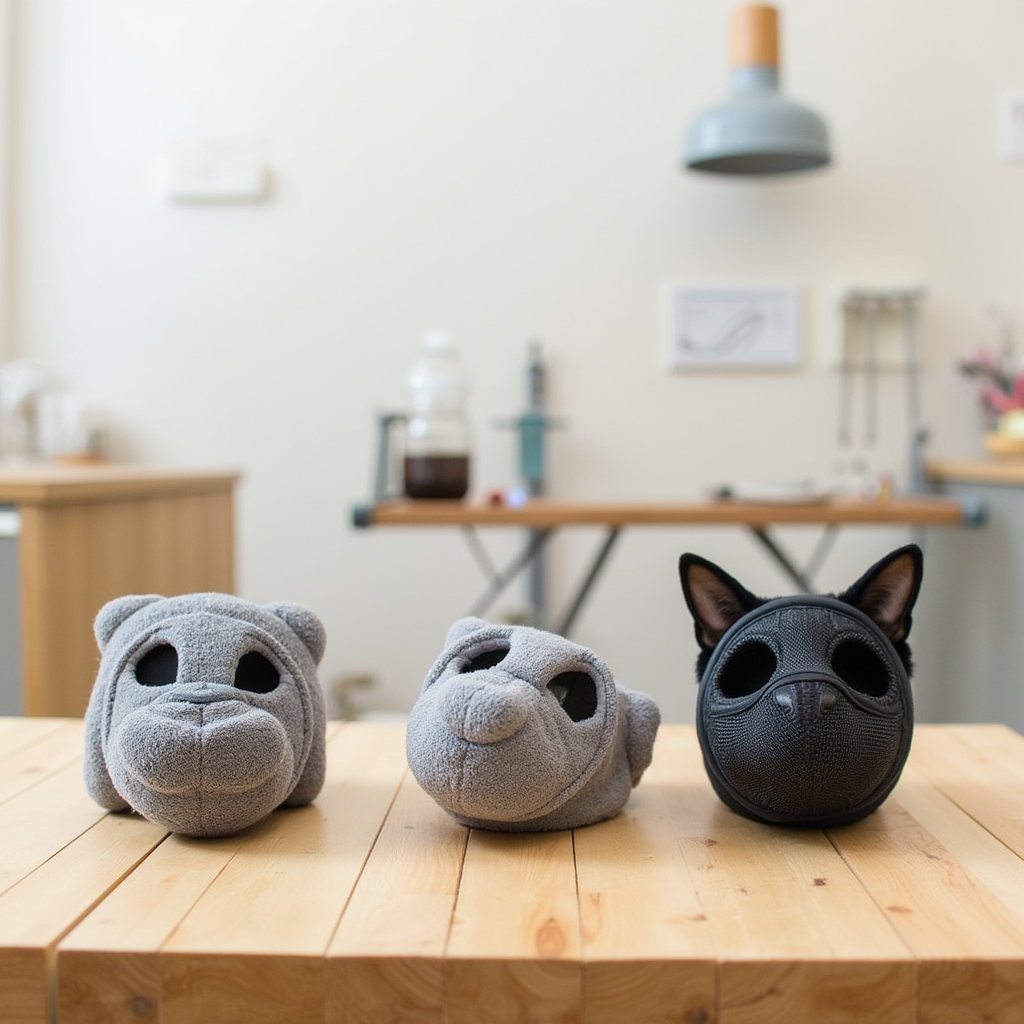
<box><xmin>58</xmin><ymin>830</ymin><xmax>245</xmax><ymax>1024</ymax></box>
<box><xmin>57</xmin><ymin>720</ymin><xmax>362</xmax><ymax>1024</ymax></box>
<box><xmin>828</xmin><ymin>792</ymin><xmax>1024</xmax><ymax>1023</ymax></box>
<box><xmin>0</xmin><ymin>813</ymin><xmax>167</xmax><ymax>1024</ymax></box>
<box><xmin>650</xmin><ymin>727</ymin><xmax>915</xmax><ymax>1024</ymax></box>
<box><xmin>58</xmin><ymin>717</ymin><xmax>345</xmax><ymax>1020</ymax></box>
<box><xmin>157</xmin><ymin>722</ymin><xmax>406</xmax><ymax>1024</ymax></box>
<box><xmin>0</xmin><ymin>715</ymin><xmax>71</xmax><ymax>754</ymax></box>
<box><xmin>909</xmin><ymin>725</ymin><xmax>1024</xmax><ymax>860</ymax></box>
<box><xmin>446</xmin><ymin>829</ymin><xmax>581</xmax><ymax>1024</ymax></box>
<box><xmin>945</xmin><ymin>723</ymin><xmax>1024</xmax><ymax>773</ymax></box>
<box><xmin>0</xmin><ymin>719</ymin><xmax>86</xmax><ymax>804</ymax></box>
<box><xmin>0</xmin><ymin>758</ymin><xmax>110</xmax><ymax>896</ymax></box>
<box><xmin>326</xmin><ymin>773</ymin><xmax>468</xmax><ymax>1024</ymax></box>
<box><xmin>891</xmin><ymin>764</ymin><xmax>1024</xmax><ymax>926</ymax></box>
<box><xmin>575</xmin><ymin>780</ymin><xmax>717</xmax><ymax>1024</ymax></box>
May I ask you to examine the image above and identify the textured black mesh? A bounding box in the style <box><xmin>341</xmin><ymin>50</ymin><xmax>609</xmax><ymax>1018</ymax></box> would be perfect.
<box><xmin>706</xmin><ymin>698</ymin><xmax>902</xmax><ymax>819</ymax></box>
<box><xmin>697</xmin><ymin>597</ymin><xmax>912</xmax><ymax>827</ymax></box>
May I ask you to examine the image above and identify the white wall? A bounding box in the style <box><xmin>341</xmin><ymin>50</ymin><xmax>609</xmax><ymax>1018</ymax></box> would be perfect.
<box><xmin>9</xmin><ymin>0</ymin><xmax>1024</xmax><ymax>721</ymax></box>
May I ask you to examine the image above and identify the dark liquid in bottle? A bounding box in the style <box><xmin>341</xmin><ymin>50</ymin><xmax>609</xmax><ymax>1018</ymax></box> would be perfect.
<box><xmin>403</xmin><ymin>455</ymin><xmax>470</xmax><ymax>500</ymax></box>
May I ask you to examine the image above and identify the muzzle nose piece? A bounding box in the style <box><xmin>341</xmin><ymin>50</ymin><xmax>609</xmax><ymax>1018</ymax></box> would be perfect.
<box><xmin>441</xmin><ymin>674</ymin><xmax>531</xmax><ymax>744</ymax></box>
<box><xmin>167</xmin><ymin>681</ymin><xmax>231</xmax><ymax>705</ymax></box>
<box><xmin>774</xmin><ymin>680</ymin><xmax>838</xmax><ymax>723</ymax></box>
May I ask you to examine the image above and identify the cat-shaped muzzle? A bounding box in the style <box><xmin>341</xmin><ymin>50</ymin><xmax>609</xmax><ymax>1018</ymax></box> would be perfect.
<box><xmin>698</xmin><ymin>596</ymin><xmax>912</xmax><ymax>827</ymax></box>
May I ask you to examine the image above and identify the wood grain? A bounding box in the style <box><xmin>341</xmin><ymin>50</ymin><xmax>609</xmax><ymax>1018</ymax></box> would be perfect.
<box><xmin>829</xmin><ymin>795</ymin><xmax>1024</xmax><ymax>1022</ymax></box>
<box><xmin>4</xmin><ymin>719</ymin><xmax>1024</xmax><ymax>1023</ymax></box>
<box><xmin>447</xmin><ymin>829</ymin><xmax>580</xmax><ymax>1024</ymax></box>
<box><xmin>326</xmin><ymin>774</ymin><xmax>468</xmax><ymax>1024</ymax></box>
<box><xmin>0</xmin><ymin>813</ymin><xmax>167</xmax><ymax>1024</ymax></box>
<box><xmin>650</xmin><ymin>727</ymin><xmax>915</xmax><ymax>1024</ymax></box>
<box><xmin>58</xmin><ymin>832</ymin><xmax>245</xmax><ymax>1024</ymax></box>
<box><xmin>0</xmin><ymin>715</ymin><xmax>70</xmax><ymax>753</ymax></box>
<box><xmin>909</xmin><ymin>725</ymin><xmax>1024</xmax><ymax>860</ymax></box>
<box><xmin>575</xmin><ymin>782</ymin><xmax>717</xmax><ymax>1024</ymax></box>
<box><xmin>157</xmin><ymin>723</ymin><xmax>407</xmax><ymax>1023</ymax></box>
<box><xmin>0</xmin><ymin>719</ymin><xmax>83</xmax><ymax>803</ymax></box>
<box><xmin>0</xmin><ymin>758</ymin><xmax>110</xmax><ymax>896</ymax></box>
<box><xmin>20</xmin><ymin>483</ymin><xmax>236</xmax><ymax>716</ymax></box>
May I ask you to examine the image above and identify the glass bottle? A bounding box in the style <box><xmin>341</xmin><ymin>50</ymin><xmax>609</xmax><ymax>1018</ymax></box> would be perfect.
<box><xmin>403</xmin><ymin>330</ymin><xmax>471</xmax><ymax>500</ymax></box>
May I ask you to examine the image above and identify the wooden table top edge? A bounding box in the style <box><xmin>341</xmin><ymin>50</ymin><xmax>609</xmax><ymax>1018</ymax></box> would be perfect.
<box><xmin>0</xmin><ymin>464</ymin><xmax>242</xmax><ymax>505</ymax></box>
<box><xmin>353</xmin><ymin>495</ymin><xmax>978</xmax><ymax>529</ymax></box>
<box><xmin>927</xmin><ymin>456</ymin><xmax>1024</xmax><ymax>487</ymax></box>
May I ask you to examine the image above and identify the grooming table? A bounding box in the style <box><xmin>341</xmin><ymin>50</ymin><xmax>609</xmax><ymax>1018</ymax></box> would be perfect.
<box><xmin>3</xmin><ymin>717</ymin><xmax>1024</xmax><ymax>1023</ymax></box>
<box><xmin>351</xmin><ymin>496</ymin><xmax>984</xmax><ymax>635</ymax></box>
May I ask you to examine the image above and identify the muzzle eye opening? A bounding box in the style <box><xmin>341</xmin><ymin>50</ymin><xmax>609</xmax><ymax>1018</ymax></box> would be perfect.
<box><xmin>135</xmin><ymin>643</ymin><xmax>178</xmax><ymax>687</ymax></box>
<box><xmin>716</xmin><ymin>640</ymin><xmax>778</xmax><ymax>699</ymax></box>
<box><xmin>830</xmin><ymin>638</ymin><xmax>892</xmax><ymax>698</ymax></box>
<box><xmin>458</xmin><ymin>645</ymin><xmax>510</xmax><ymax>673</ymax></box>
<box><xmin>234</xmin><ymin>651</ymin><xmax>281</xmax><ymax>694</ymax></box>
<box><xmin>546</xmin><ymin>670</ymin><xmax>598</xmax><ymax>722</ymax></box>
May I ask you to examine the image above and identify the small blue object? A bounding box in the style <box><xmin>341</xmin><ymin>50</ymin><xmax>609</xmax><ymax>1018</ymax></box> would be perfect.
<box><xmin>505</xmin><ymin>486</ymin><xmax>528</xmax><ymax>509</ymax></box>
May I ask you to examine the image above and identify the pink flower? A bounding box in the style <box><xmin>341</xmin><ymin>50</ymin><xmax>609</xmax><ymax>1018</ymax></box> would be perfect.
<box><xmin>983</xmin><ymin>386</ymin><xmax>1019</xmax><ymax>413</ymax></box>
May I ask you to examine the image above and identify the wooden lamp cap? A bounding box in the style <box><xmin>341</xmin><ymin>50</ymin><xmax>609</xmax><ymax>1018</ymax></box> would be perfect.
<box><xmin>730</xmin><ymin>4</ymin><xmax>779</xmax><ymax>68</ymax></box>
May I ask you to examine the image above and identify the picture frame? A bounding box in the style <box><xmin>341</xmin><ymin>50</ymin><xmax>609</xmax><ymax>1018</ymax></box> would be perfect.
<box><xmin>667</xmin><ymin>284</ymin><xmax>802</xmax><ymax>370</ymax></box>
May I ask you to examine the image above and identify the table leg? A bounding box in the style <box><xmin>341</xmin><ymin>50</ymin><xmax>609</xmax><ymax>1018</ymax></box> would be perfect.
<box><xmin>748</xmin><ymin>526</ymin><xmax>816</xmax><ymax>592</ymax></box>
<box><xmin>460</xmin><ymin>526</ymin><xmax>622</xmax><ymax>638</ymax></box>
<box><xmin>555</xmin><ymin>527</ymin><xmax>622</xmax><ymax>637</ymax></box>
<box><xmin>465</xmin><ymin>527</ymin><xmax>555</xmax><ymax>619</ymax></box>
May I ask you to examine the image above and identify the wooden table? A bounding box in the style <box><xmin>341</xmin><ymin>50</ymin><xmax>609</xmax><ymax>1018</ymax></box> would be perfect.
<box><xmin>928</xmin><ymin>456</ymin><xmax>1024</xmax><ymax>487</ymax></box>
<box><xmin>0</xmin><ymin>464</ymin><xmax>238</xmax><ymax>716</ymax></box>
<box><xmin>4</xmin><ymin>717</ymin><xmax>1024</xmax><ymax>1024</ymax></box>
<box><xmin>352</xmin><ymin>496</ymin><xmax>985</xmax><ymax>634</ymax></box>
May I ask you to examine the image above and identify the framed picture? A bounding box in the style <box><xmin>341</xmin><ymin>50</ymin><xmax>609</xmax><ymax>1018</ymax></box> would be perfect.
<box><xmin>667</xmin><ymin>284</ymin><xmax>801</xmax><ymax>369</ymax></box>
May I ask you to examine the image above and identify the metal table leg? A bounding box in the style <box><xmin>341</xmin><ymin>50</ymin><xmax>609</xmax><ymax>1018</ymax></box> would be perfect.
<box><xmin>555</xmin><ymin>527</ymin><xmax>622</xmax><ymax>637</ymax></box>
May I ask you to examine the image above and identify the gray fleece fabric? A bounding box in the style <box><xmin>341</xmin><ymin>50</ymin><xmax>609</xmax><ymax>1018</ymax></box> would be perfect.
<box><xmin>84</xmin><ymin>593</ymin><xmax>327</xmax><ymax>838</ymax></box>
<box><xmin>406</xmin><ymin>617</ymin><xmax>661</xmax><ymax>831</ymax></box>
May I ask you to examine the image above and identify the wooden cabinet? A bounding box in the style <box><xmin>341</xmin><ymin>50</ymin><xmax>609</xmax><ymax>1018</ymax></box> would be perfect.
<box><xmin>0</xmin><ymin>464</ymin><xmax>238</xmax><ymax>717</ymax></box>
<box><xmin>917</xmin><ymin>457</ymin><xmax>1024</xmax><ymax>733</ymax></box>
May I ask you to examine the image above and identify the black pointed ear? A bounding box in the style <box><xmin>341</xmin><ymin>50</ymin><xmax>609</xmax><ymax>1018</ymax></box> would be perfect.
<box><xmin>678</xmin><ymin>553</ymin><xmax>763</xmax><ymax>652</ymax></box>
<box><xmin>839</xmin><ymin>544</ymin><xmax>923</xmax><ymax>644</ymax></box>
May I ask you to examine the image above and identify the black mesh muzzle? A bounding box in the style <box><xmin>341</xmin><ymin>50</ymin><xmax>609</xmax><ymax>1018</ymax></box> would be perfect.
<box><xmin>697</xmin><ymin>595</ymin><xmax>913</xmax><ymax>827</ymax></box>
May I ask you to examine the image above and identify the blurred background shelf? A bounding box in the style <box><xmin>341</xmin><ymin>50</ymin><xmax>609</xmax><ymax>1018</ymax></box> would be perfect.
<box><xmin>0</xmin><ymin>464</ymin><xmax>238</xmax><ymax>717</ymax></box>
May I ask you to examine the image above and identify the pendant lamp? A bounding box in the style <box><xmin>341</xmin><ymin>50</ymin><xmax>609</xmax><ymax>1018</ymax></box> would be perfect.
<box><xmin>684</xmin><ymin>4</ymin><xmax>831</xmax><ymax>176</ymax></box>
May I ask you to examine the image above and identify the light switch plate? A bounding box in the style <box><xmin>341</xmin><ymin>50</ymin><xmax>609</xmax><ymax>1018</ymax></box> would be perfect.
<box><xmin>167</xmin><ymin>164</ymin><xmax>269</xmax><ymax>203</ymax></box>
<box><xmin>159</xmin><ymin>139</ymin><xmax>272</xmax><ymax>203</ymax></box>
<box><xmin>997</xmin><ymin>90</ymin><xmax>1024</xmax><ymax>161</ymax></box>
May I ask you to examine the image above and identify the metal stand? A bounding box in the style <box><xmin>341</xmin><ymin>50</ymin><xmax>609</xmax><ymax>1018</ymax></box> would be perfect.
<box><xmin>372</xmin><ymin>412</ymin><xmax>406</xmax><ymax>503</ymax></box>
<box><xmin>839</xmin><ymin>288</ymin><xmax>928</xmax><ymax>494</ymax></box>
<box><xmin>496</xmin><ymin>340</ymin><xmax>565</xmax><ymax>627</ymax></box>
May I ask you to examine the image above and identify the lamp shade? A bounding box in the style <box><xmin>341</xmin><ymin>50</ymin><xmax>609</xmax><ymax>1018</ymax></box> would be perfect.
<box><xmin>684</xmin><ymin>4</ymin><xmax>830</xmax><ymax>176</ymax></box>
